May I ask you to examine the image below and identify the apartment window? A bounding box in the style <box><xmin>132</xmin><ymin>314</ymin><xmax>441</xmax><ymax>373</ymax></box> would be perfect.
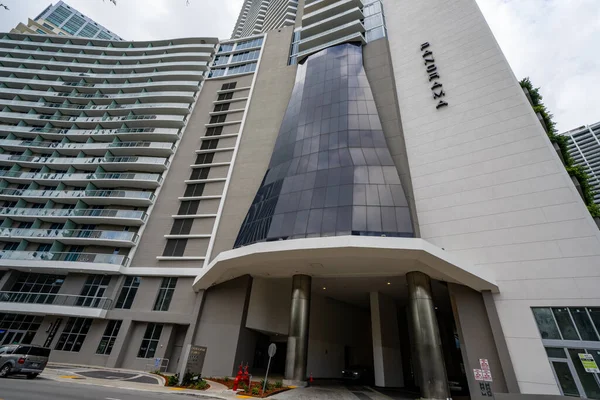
<box><xmin>213</xmin><ymin>55</ymin><xmax>229</xmax><ymax>66</ymax></box>
<box><xmin>153</xmin><ymin>278</ymin><xmax>177</xmax><ymax>311</ymax></box>
<box><xmin>170</xmin><ymin>219</ymin><xmax>193</xmax><ymax>235</ymax></box>
<box><xmin>217</xmin><ymin>92</ymin><xmax>233</xmax><ymax>101</ymax></box>
<box><xmin>178</xmin><ymin>200</ymin><xmax>200</xmax><ymax>216</ymax></box>
<box><xmin>3</xmin><ymin>243</ymin><xmax>19</xmax><ymax>251</ymax></box>
<box><xmin>209</xmin><ymin>115</ymin><xmax>227</xmax><ymax>124</ymax></box>
<box><xmin>137</xmin><ymin>323</ymin><xmax>163</xmax><ymax>358</ymax></box>
<box><xmin>114</xmin><ymin>276</ymin><xmax>141</xmax><ymax>309</ymax></box>
<box><xmin>209</xmin><ymin>68</ymin><xmax>226</xmax><ymax>78</ymax></box>
<box><xmin>221</xmin><ymin>82</ymin><xmax>237</xmax><ymax>91</ymax></box>
<box><xmin>236</xmin><ymin>37</ymin><xmax>263</xmax><ymax>50</ymax></box>
<box><xmin>190</xmin><ymin>168</ymin><xmax>210</xmax><ymax>181</ymax></box>
<box><xmin>227</xmin><ymin>62</ymin><xmax>257</xmax><ymax>75</ymax></box>
<box><xmin>214</xmin><ymin>103</ymin><xmax>230</xmax><ymax>112</ymax></box>
<box><xmin>200</xmin><ymin>140</ymin><xmax>219</xmax><ymax>150</ymax></box>
<box><xmin>36</xmin><ymin>244</ymin><xmax>52</xmax><ymax>252</ymax></box>
<box><xmin>96</xmin><ymin>320</ymin><xmax>122</xmax><ymax>355</ymax></box>
<box><xmin>0</xmin><ymin>314</ymin><xmax>44</xmax><ymax>346</ymax></box>
<box><xmin>55</xmin><ymin>317</ymin><xmax>92</xmax><ymax>352</ymax></box>
<box><xmin>206</xmin><ymin>126</ymin><xmax>223</xmax><ymax>137</ymax></box>
<box><xmin>77</xmin><ymin>275</ymin><xmax>111</xmax><ymax>307</ymax></box>
<box><xmin>10</xmin><ymin>273</ymin><xmax>65</xmax><ymax>302</ymax></box>
<box><xmin>162</xmin><ymin>239</ymin><xmax>187</xmax><ymax>257</ymax></box>
<box><xmin>195</xmin><ymin>153</ymin><xmax>214</xmax><ymax>165</ymax></box>
<box><xmin>184</xmin><ymin>183</ymin><xmax>205</xmax><ymax>198</ymax></box>
<box><xmin>231</xmin><ymin>50</ymin><xmax>260</xmax><ymax>63</ymax></box>
<box><xmin>218</xmin><ymin>43</ymin><xmax>234</xmax><ymax>53</ymax></box>
<box><xmin>36</xmin><ymin>29</ymin><xmax>46</xmax><ymax>35</ymax></box>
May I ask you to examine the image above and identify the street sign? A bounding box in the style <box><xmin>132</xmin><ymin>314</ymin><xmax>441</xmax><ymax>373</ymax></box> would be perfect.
<box><xmin>268</xmin><ymin>343</ymin><xmax>277</xmax><ymax>358</ymax></box>
<box><xmin>579</xmin><ymin>353</ymin><xmax>600</xmax><ymax>373</ymax></box>
<box><xmin>263</xmin><ymin>343</ymin><xmax>277</xmax><ymax>394</ymax></box>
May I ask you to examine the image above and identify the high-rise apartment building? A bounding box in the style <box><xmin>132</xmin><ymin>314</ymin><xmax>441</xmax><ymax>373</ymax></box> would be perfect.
<box><xmin>561</xmin><ymin>122</ymin><xmax>600</xmax><ymax>205</ymax></box>
<box><xmin>1</xmin><ymin>1</ymin><xmax>600</xmax><ymax>399</ymax></box>
<box><xmin>11</xmin><ymin>1</ymin><xmax>122</xmax><ymax>41</ymax></box>
<box><xmin>231</xmin><ymin>0</ymin><xmax>299</xmax><ymax>39</ymax></box>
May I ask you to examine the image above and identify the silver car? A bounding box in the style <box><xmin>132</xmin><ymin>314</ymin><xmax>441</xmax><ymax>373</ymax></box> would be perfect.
<box><xmin>0</xmin><ymin>344</ymin><xmax>51</xmax><ymax>379</ymax></box>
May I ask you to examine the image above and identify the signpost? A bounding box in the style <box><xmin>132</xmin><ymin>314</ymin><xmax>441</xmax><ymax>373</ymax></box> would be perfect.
<box><xmin>262</xmin><ymin>343</ymin><xmax>277</xmax><ymax>394</ymax></box>
<box><xmin>579</xmin><ymin>353</ymin><xmax>600</xmax><ymax>373</ymax></box>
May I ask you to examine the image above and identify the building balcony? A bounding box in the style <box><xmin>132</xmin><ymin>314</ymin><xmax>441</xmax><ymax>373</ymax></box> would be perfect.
<box><xmin>296</xmin><ymin>32</ymin><xmax>366</xmax><ymax>61</ymax></box>
<box><xmin>0</xmin><ymin>57</ymin><xmax>209</xmax><ymax>73</ymax></box>
<box><xmin>0</xmin><ymin>188</ymin><xmax>154</xmax><ymax>206</ymax></box>
<box><xmin>0</xmin><ymin>111</ymin><xmax>186</xmax><ymax>129</ymax></box>
<box><xmin>0</xmin><ymin>155</ymin><xmax>169</xmax><ymax>172</ymax></box>
<box><xmin>0</xmin><ymin>140</ymin><xmax>174</xmax><ymax>157</ymax></box>
<box><xmin>0</xmin><ymin>99</ymin><xmax>192</xmax><ymax>116</ymax></box>
<box><xmin>2</xmin><ymin>77</ymin><xmax>201</xmax><ymax>93</ymax></box>
<box><xmin>0</xmin><ymin>171</ymin><xmax>162</xmax><ymax>189</ymax></box>
<box><xmin>0</xmin><ymin>249</ymin><xmax>127</xmax><ymax>270</ymax></box>
<box><xmin>0</xmin><ymin>125</ymin><xmax>181</xmax><ymax>142</ymax></box>
<box><xmin>0</xmin><ymin>65</ymin><xmax>205</xmax><ymax>83</ymax></box>
<box><xmin>0</xmin><ymin>47</ymin><xmax>213</xmax><ymax>63</ymax></box>
<box><xmin>0</xmin><ymin>39</ymin><xmax>217</xmax><ymax>56</ymax></box>
<box><xmin>0</xmin><ymin>207</ymin><xmax>147</xmax><ymax>226</ymax></box>
<box><xmin>0</xmin><ymin>88</ymin><xmax>196</xmax><ymax>103</ymax></box>
<box><xmin>0</xmin><ymin>227</ymin><xmax>139</xmax><ymax>247</ymax></box>
<box><xmin>0</xmin><ymin>291</ymin><xmax>112</xmax><ymax>318</ymax></box>
<box><xmin>302</xmin><ymin>0</ymin><xmax>364</xmax><ymax>26</ymax></box>
<box><xmin>300</xmin><ymin>7</ymin><xmax>364</xmax><ymax>41</ymax></box>
<box><xmin>299</xmin><ymin>20</ymin><xmax>365</xmax><ymax>52</ymax></box>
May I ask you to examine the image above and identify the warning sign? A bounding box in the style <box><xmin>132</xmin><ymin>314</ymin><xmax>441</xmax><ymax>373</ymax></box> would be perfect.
<box><xmin>483</xmin><ymin>369</ymin><xmax>493</xmax><ymax>382</ymax></box>
<box><xmin>579</xmin><ymin>353</ymin><xmax>600</xmax><ymax>373</ymax></box>
<box><xmin>480</xmin><ymin>359</ymin><xmax>490</xmax><ymax>371</ymax></box>
<box><xmin>474</xmin><ymin>369</ymin><xmax>484</xmax><ymax>381</ymax></box>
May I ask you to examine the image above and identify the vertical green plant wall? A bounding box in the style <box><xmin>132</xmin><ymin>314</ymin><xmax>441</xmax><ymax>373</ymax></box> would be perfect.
<box><xmin>520</xmin><ymin>78</ymin><xmax>600</xmax><ymax>218</ymax></box>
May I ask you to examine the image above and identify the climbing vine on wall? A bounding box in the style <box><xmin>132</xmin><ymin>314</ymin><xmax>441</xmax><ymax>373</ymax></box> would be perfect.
<box><xmin>520</xmin><ymin>78</ymin><xmax>600</xmax><ymax>218</ymax></box>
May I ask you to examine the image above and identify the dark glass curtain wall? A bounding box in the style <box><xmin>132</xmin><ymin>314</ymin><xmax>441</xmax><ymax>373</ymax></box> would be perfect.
<box><xmin>235</xmin><ymin>43</ymin><xmax>413</xmax><ymax>247</ymax></box>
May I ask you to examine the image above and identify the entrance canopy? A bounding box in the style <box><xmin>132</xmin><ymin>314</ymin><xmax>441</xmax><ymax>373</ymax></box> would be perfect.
<box><xmin>194</xmin><ymin>236</ymin><xmax>498</xmax><ymax>292</ymax></box>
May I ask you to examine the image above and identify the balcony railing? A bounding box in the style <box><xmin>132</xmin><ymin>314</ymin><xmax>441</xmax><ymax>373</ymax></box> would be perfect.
<box><xmin>0</xmin><ymin>291</ymin><xmax>112</xmax><ymax>310</ymax></box>
<box><xmin>0</xmin><ymin>154</ymin><xmax>169</xmax><ymax>167</ymax></box>
<box><xmin>0</xmin><ymin>250</ymin><xmax>128</xmax><ymax>266</ymax></box>
<box><xmin>0</xmin><ymin>139</ymin><xmax>174</xmax><ymax>152</ymax></box>
<box><xmin>0</xmin><ymin>228</ymin><xmax>139</xmax><ymax>243</ymax></box>
<box><xmin>0</xmin><ymin>207</ymin><xmax>147</xmax><ymax>222</ymax></box>
<box><xmin>0</xmin><ymin>188</ymin><xmax>155</xmax><ymax>201</ymax></box>
<box><xmin>0</xmin><ymin>171</ymin><xmax>162</xmax><ymax>185</ymax></box>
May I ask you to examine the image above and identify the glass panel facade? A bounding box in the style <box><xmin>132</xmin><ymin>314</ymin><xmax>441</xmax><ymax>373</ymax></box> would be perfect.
<box><xmin>235</xmin><ymin>44</ymin><xmax>413</xmax><ymax>247</ymax></box>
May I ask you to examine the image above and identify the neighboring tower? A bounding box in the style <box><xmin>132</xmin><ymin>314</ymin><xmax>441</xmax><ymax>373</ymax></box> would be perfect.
<box><xmin>231</xmin><ymin>0</ymin><xmax>299</xmax><ymax>39</ymax></box>
<box><xmin>11</xmin><ymin>1</ymin><xmax>122</xmax><ymax>40</ymax></box>
<box><xmin>561</xmin><ymin>122</ymin><xmax>600</xmax><ymax>205</ymax></box>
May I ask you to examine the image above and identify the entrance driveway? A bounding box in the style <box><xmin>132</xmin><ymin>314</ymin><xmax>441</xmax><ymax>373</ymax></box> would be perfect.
<box><xmin>272</xmin><ymin>381</ymin><xmax>417</xmax><ymax>400</ymax></box>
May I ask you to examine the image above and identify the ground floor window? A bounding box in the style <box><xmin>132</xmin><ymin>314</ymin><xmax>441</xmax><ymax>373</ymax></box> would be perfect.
<box><xmin>137</xmin><ymin>323</ymin><xmax>162</xmax><ymax>359</ymax></box>
<box><xmin>55</xmin><ymin>317</ymin><xmax>92</xmax><ymax>352</ymax></box>
<box><xmin>0</xmin><ymin>313</ymin><xmax>43</xmax><ymax>345</ymax></box>
<box><xmin>533</xmin><ymin>307</ymin><xmax>600</xmax><ymax>399</ymax></box>
<box><xmin>96</xmin><ymin>320</ymin><xmax>122</xmax><ymax>355</ymax></box>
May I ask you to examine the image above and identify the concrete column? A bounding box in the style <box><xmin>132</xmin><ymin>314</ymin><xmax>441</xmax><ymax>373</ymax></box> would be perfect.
<box><xmin>370</xmin><ymin>292</ymin><xmax>404</xmax><ymax>387</ymax></box>
<box><xmin>284</xmin><ymin>274</ymin><xmax>311</xmax><ymax>384</ymax></box>
<box><xmin>407</xmin><ymin>271</ymin><xmax>450</xmax><ymax>400</ymax></box>
<box><xmin>106</xmin><ymin>319</ymin><xmax>133</xmax><ymax>368</ymax></box>
<box><xmin>0</xmin><ymin>270</ymin><xmax>13</xmax><ymax>291</ymax></box>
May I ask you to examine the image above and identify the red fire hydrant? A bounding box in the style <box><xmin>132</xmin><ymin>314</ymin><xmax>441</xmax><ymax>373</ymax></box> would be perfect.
<box><xmin>232</xmin><ymin>363</ymin><xmax>244</xmax><ymax>391</ymax></box>
<box><xmin>242</xmin><ymin>363</ymin><xmax>250</xmax><ymax>387</ymax></box>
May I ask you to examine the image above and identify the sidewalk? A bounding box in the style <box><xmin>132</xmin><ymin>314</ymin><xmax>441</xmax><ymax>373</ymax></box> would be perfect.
<box><xmin>42</xmin><ymin>363</ymin><xmax>236</xmax><ymax>399</ymax></box>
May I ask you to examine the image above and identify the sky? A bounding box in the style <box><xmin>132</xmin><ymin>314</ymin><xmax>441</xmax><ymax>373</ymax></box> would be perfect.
<box><xmin>0</xmin><ymin>0</ymin><xmax>598</xmax><ymax>132</ymax></box>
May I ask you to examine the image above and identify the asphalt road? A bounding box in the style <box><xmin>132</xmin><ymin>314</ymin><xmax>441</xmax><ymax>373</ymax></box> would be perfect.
<box><xmin>0</xmin><ymin>376</ymin><xmax>220</xmax><ymax>400</ymax></box>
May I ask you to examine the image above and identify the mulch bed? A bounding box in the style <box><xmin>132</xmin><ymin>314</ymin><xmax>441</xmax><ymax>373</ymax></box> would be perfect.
<box><xmin>152</xmin><ymin>372</ymin><xmax>211</xmax><ymax>391</ymax></box>
<box><xmin>208</xmin><ymin>378</ymin><xmax>291</xmax><ymax>398</ymax></box>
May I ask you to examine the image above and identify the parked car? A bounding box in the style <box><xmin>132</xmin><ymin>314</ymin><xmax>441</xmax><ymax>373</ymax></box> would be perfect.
<box><xmin>342</xmin><ymin>365</ymin><xmax>374</xmax><ymax>384</ymax></box>
<box><xmin>0</xmin><ymin>344</ymin><xmax>51</xmax><ymax>379</ymax></box>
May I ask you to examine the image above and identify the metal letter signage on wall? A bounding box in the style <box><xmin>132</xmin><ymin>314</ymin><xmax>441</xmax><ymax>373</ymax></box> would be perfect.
<box><xmin>420</xmin><ymin>42</ymin><xmax>448</xmax><ymax>110</ymax></box>
<box><xmin>178</xmin><ymin>345</ymin><xmax>207</xmax><ymax>383</ymax></box>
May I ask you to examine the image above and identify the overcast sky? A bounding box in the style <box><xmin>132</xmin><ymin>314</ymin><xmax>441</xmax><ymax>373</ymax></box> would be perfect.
<box><xmin>0</xmin><ymin>0</ymin><xmax>598</xmax><ymax>132</ymax></box>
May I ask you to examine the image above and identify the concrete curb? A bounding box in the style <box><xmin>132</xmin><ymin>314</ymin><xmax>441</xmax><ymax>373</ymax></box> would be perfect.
<box><xmin>46</xmin><ymin>362</ymin><xmax>167</xmax><ymax>386</ymax></box>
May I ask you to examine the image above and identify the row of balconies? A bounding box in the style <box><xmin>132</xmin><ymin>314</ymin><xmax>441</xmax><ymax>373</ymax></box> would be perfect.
<box><xmin>0</xmin><ymin>227</ymin><xmax>138</xmax><ymax>247</ymax></box>
<box><xmin>0</xmin><ymin>155</ymin><xmax>169</xmax><ymax>172</ymax></box>
<box><xmin>0</xmin><ymin>171</ymin><xmax>162</xmax><ymax>189</ymax></box>
<box><xmin>0</xmin><ymin>57</ymin><xmax>209</xmax><ymax>73</ymax></box>
<box><xmin>0</xmin><ymin>291</ymin><xmax>112</xmax><ymax>311</ymax></box>
<box><xmin>0</xmin><ymin>139</ymin><xmax>174</xmax><ymax>157</ymax></box>
<box><xmin>0</xmin><ymin>88</ymin><xmax>197</xmax><ymax>103</ymax></box>
<box><xmin>0</xmin><ymin>39</ymin><xmax>217</xmax><ymax>56</ymax></box>
<box><xmin>0</xmin><ymin>99</ymin><xmax>192</xmax><ymax>116</ymax></box>
<box><xmin>0</xmin><ymin>188</ymin><xmax>154</xmax><ymax>206</ymax></box>
<box><xmin>0</xmin><ymin>125</ymin><xmax>181</xmax><ymax>142</ymax></box>
<box><xmin>0</xmin><ymin>207</ymin><xmax>147</xmax><ymax>225</ymax></box>
<box><xmin>2</xmin><ymin>77</ymin><xmax>201</xmax><ymax>92</ymax></box>
<box><xmin>0</xmin><ymin>48</ymin><xmax>213</xmax><ymax>63</ymax></box>
<box><xmin>0</xmin><ymin>111</ymin><xmax>185</xmax><ymax>129</ymax></box>
<box><xmin>0</xmin><ymin>66</ymin><xmax>204</xmax><ymax>83</ymax></box>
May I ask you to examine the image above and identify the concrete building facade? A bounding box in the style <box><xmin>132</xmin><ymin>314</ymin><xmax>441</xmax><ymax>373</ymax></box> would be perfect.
<box><xmin>1</xmin><ymin>0</ymin><xmax>600</xmax><ymax>399</ymax></box>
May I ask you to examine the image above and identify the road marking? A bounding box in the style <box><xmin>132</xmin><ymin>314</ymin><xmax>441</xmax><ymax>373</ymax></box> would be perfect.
<box><xmin>168</xmin><ymin>387</ymin><xmax>186</xmax><ymax>391</ymax></box>
<box><xmin>59</xmin><ymin>375</ymin><xmax>81</xmax><ymax>379</ymax></box>
<box><xmin>105</xmin><ymin>398</ymin><xmax>121</xmax><ymax>400</ymax></box>
<box><xmin>236</xmin><ymin>396</ymin><xmax>253</xmax><ymax>399</ymax></box>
